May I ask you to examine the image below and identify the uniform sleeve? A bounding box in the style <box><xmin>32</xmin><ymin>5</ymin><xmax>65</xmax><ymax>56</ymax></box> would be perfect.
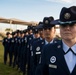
<box><xmin>2</xmin><ymin>38</ymin><xmax>5</xmax><ymax>46</ymax></box>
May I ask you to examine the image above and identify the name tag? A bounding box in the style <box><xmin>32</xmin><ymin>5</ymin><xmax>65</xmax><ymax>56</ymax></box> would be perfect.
<box><xmin>36</xmin><ymin>52</ymin><xmax>41</xmax><ymax>54</ymax></box>
<box><xmin>49</xmin><ymin>64</ymin><xmax>57</xmax><ymax>69</ymax></box>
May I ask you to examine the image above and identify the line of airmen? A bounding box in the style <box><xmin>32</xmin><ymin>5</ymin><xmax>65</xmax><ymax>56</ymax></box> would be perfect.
<box><xmin>2</xmin><ymin>16</ymin><xmax>60</xmax><ymax>75</ymax></box>
<box><xmin>2</xmin><ymin>6</ymin><xmax>76</xmax><ymax>75</ymax></box>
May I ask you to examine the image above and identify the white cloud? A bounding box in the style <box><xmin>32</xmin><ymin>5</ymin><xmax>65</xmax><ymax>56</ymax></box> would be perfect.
<box><xmin>46</xmin><ymin>0</ymin><xmax>76</xmax><ymax>4</ymax></box>
<box><xmin>61</xmin><ymin>0</ymin><xmax>72</xmax><ymax>3</ymax></box>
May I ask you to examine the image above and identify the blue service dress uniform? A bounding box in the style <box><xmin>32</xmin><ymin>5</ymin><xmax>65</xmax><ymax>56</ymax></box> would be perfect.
<box><xmin>29</xmin><ymin>37</ymin><xmax>41</xmax><ymax>75</ymax></box>
<box><xmin>13</xmin><ymin>36</ymin><xmax>21</xmax><ymax>68</ymax></box>
<box><xmin>9</xmin><ymin>37</ymin><xmax>15</xmax><ymax>66</ymax></box>
<box><xmin>30</xmin><ymin>39</ymin><xmax>45</xmax><ymax>75</ymax></box>
<box><xmin>2</xmin><ymin>37</ymin><xmax>11</xmax><ymax>65</ymax></box>
<box><xmin>31</xmin><ymin>39</ymin><xmax>59</xmax><ymax>75</ymax></box>
<box><xmin>27</xmin><ymin>34</ymin><xmax>34</xmax><ymax>75</ymax></box>
<box><xmin>16</xmin><ymin>36</ymin><xmax>21</xmax><ymax>68</ymax></box>
<box><xmin>13</xmin><ymin>36</ymin><xmax>17</xmax><ymax>67</ymax></box>
<box><xmin>35</xmin><ymin>40</ymin><xmax>76</xmax><ymax>75</ymax></box>
<box><xmin>19</xmin><ymin>35</ymin><xmax>27</xmax><ymax>75</ymax></box>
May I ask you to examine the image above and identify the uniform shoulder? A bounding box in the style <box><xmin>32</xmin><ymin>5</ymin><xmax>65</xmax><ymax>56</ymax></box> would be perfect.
<box><xmin>33</xmin><ymin>39</ymin><xmax>44</xmax><ymax>45</ymax></box>
<box><xmin>43</xmin><ymin>40</ymin><xmax>62</xmax><ymax>52</ymax></box>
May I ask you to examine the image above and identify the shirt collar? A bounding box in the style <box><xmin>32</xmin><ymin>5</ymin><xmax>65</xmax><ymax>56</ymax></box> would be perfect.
<box><xmin>62</xmin><ymin>41</ymin><xmax>69</xmax><ymax>53</ymax></box>
<box><xmin>45</xmin><ymin>40</ymin><xmax>53</xmax><ymax>45</ymax></box>
<box><xmin>71</xmin><ymin>44</ymin><xmax>76</xmax><ymax>54</ymax></box>
<box><xmin>33</xmin><ymin>35</ymin><xmax>35</xmax><ymax>38</ymax></box>
<box><xmin>62</xmin><ymin>40</ymin><xmax>76</xmax><ymax>54</ymax></box>
<box><xmin>40</xmin><ymin>37</ymin><xmax>43</xmax><ymax>40</ymax></box>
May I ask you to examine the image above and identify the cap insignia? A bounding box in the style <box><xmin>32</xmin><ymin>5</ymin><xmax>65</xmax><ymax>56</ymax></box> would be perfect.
<box><xmin>64</xmin><ymin>13</ymin><xmax>71</xmax><ymax>20</ymax></box>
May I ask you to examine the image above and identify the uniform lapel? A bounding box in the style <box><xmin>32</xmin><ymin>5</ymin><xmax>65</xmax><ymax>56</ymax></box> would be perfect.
<box><xmin>55</xmin><ymin>40</ymin><xmax>70</xmax><ymax>74</ymax></box>
<box><xmin>41</xmin><ymin>39</ymin><xmax>45</xmax><ymax>45</ymax></box>
<box><xmin>71</xmin><ymin>64</ymin><xmax>76</xmax><ymax>74</ymax></box>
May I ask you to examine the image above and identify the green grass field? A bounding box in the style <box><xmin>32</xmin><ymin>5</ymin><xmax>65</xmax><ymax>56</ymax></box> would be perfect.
<box><xmin>0</xmin><ymin>42</ymin><xmax>23</xmax><ymax>75</ymax></box>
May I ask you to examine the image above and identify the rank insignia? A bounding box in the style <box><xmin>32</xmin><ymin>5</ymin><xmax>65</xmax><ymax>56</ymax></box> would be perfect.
<box><xmin>42</xmin><ymin>42</ymin><xmax>44</xmax><ymax>44</ymax></box>
<box><xmin>57</xmin><ymin>45</ymin><xmax>61</xmax><ymax>48</ymax></box>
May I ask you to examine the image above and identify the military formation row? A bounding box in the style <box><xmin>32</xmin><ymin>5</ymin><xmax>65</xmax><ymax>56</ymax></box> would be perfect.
<box><xmin>2</xmin><ymin>6</ymin><xmax>76</xmax><ymax>75</ymax></box>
